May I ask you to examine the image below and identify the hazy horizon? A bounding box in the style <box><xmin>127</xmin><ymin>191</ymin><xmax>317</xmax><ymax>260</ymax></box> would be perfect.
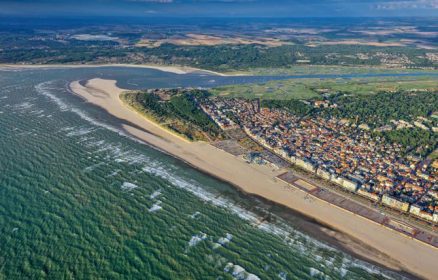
<box><xmin>1</xmin><ymin>0</ymin><xmax>437</xmax><ymax>18</ymax></box>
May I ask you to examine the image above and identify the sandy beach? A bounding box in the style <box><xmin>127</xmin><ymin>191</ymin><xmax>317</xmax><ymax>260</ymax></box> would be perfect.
<box><xmin>0</xmin><ymin>63</ymin><xmax>242</xmax><ymax>76</ymax></box>
<box><xmin>70</xmin><ymin>78</ymin><xmax>438</xmax><ymax>280</ymax></box>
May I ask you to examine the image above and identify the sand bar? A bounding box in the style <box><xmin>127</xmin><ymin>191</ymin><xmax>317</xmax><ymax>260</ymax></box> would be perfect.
<box><xmin>0</xmin><ymin>63</ymin><xmax>242</xmax><ymax>76</ymax></box>
<box><xmin>70</xmin><ymin>78</ymin><xmax>438</xmax><ymax>280</ymax></box>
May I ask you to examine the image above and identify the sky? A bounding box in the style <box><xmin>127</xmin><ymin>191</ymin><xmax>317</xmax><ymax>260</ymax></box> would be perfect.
<box><xmin>0</xmin><ymin>0</ymin><xmax>437</xmax><ymax>17</ymax></box>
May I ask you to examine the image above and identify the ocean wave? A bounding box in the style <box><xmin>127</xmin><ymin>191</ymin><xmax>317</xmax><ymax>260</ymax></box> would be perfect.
<box><xmin>148</xmin><ymin>201</ymin><xmax>162</xmax><ymax>212</ymax></box>
<box><xmin>13</xmin><ymin>101</ymin><xmax>34</xmax><ymax>111</ymax></box>
<box><xmin>121</xmin><ymin>182</ymin><xmax>139</xmax><ymax>191</ymax></box>
<box><xmin>224</xmin><ymin>262</ymin><xmax>261</xmax><ymax>280</ymax></box>
<box><xmin>35</xmin><ymin>81</ymin><xmax>145</xmax><ymax>144</ymax></box>
<box><xmin>278</xmin><ymin>271</ymin><xmax>287</xmax><ymax>280</ymax></box>
<box><xmin>189</xmin><ymin>211</ymin><xmax>201</xmax><ymax>219</ymax></box>
<box><xmin>309</xmin><ymin>267</ymin><xmax>325</xmax><ymax>278</ymax></box>
<box><xmin>106</xmin><ymin>169</ymin><xmax>121</xmax><ymax>177</ymax></box>
<box><xmin>66</xmin><ymin>126</ymin><xmax>96</xmax><ymax>137</ymax></box>
<box><xmin>150</xmin><ymin>190</ymin><xmax>162</xmax><ymax>199</ymax></box>
<box><xmin>83</xmin><ymin>162</ymin><xmax>106</xmax><ymax>172</ymax></box>
<box><xmin>188</xmin><ymin>232</ymin><xmax>207</xmax><ymax>247</ymax></box>
<box><xmin>217</xmin><ymin>233</ymin><xmax>233</xmax><ymax>246</ymax></box>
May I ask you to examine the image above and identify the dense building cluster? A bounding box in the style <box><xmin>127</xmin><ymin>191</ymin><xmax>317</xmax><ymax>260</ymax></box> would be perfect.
<box><xmin>200</xmin><ymin>97</ymin><xmax>438</xmax><ymax>223</ymax></box>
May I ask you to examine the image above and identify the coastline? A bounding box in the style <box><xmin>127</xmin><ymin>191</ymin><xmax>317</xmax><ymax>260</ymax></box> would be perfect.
<box><xmin>70</xmin><ymin>78</ymin><xmax>438</xmax><ymax>280</ymax></box>
<box><xmin>0</xmin><ymin>63</ymin><xmax>243</xmax><ymax>76</ymax></box>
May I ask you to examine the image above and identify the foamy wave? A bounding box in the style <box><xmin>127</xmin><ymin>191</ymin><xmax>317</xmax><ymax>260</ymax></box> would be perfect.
<box><xmin>309</xmin><ymin>267</ymin><xmax>325</xmax><ymax>278</ymax></box>
<box><xmin>142</xmin><ymin>164</ymin><xmax>261</xmax><ymax>224</ymax></box>
<box><xmin>13</xmin><ymin>101</ymin><xmax>34</xmax><ymax>111</ymax></box>
<box><xmin>121</xmin><ymin>182</ymin><xmax>139</xmax><ymax>191</ymax></box>
<box><xmin>148</xmin><ymin>201</ymin><xmax>162</xmax><ymax>212</ymax></box>
<box><xmin>188</xmin><ymin>232</ymin><xmax>207</xmax><ymax>247</ymax></box>
<box><xmin>190</xmin><ymin>211</ymin><xmax>201</xmax><ymax>219</ymax></box>
<box><xmin>107</xmin><ymin>169</ymin><xmax>121</xmax><ymax>177</ymax></box>
<box><xmin>35</xmin><ymin>81</ymin><xmax>146</xmax><ymax>146</ymax></box>
<box><xmin>224</xmin><ymin>263</ymin><xmax>261</xmax><ymax>280</ymax></box>
<box><xmin>150</xmin><ymin>190</ymin><xmax>162</xmax><ymax>199</ymax></box>
<box><xmin>217</xmin><ymin>233</ymin><xmax>233</xmax><ymax>246</ymax></box>
<box><xmin>66</xmin><ymin>126</ymin><xmax>96</xmax><ymax>137</ymax></box>
<box><xmin>278</xmin><ymin>271</ymin><xmax>287</xmax><ymax>280</ymax></box>
<box><xmin>84</xmin><ymin>162</ymin><xmax>105</xmax><ymax>172</ymax></box>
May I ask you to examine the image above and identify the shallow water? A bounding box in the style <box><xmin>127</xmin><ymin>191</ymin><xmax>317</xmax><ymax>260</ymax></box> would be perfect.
<box><xmin>0</xmin><ymin>67</ymin><xmax>412</xmax><ymax>279</ymax></box>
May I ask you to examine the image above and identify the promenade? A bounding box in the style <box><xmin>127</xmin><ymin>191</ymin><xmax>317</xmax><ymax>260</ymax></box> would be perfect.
<box><xmin>278</xmin><ymin>171</ymin><xmax>438</xmax><ymax>248</ymax></box>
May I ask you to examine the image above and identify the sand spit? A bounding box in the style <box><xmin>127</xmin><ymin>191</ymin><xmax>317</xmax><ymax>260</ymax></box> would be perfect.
<box><xmin>0</xmin><ymin>63</ymin><xmax>240</xmax><ymax>76</ymax></box>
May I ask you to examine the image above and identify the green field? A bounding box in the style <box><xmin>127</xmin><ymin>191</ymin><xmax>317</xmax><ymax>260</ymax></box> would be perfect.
<box><xmin>226</xmin><ymin>65</ymin><xmax>437</xmax><ymax>76</ymax></box>
<box><xmin>210</xmin><ymin>76</ymin><xmax>438</xmax><ymax>100</ymax></box>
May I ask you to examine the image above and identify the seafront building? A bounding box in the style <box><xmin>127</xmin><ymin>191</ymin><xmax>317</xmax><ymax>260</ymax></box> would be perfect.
<box><xmin>200</xmin><ymin>97</ymin><xmax>438</xmax><ymax>223</ymax></box>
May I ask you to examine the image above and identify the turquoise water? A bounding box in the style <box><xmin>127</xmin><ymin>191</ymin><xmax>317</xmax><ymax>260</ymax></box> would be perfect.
<box><xmin>0</xmin><ymin>67</ymin><xmax>410</xmax><ymax>279</ymax></box>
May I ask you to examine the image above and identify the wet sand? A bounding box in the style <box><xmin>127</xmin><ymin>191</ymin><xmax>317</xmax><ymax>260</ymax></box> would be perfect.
<box><xmin>70</xmin><ymin>78</ymin><xmax>438</xmax><ymax>280</ymax></box>
<box><xmin>0</xmin><ymin>63</ymin><xmax>239</xmax><ymax>76</ymax></box>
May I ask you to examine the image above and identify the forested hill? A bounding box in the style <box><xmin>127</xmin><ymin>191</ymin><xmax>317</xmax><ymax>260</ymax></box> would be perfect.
<box><xmin>1</xmin><ymin>42</ymin><xmax>437</xmax><ymax>70</ymax></box>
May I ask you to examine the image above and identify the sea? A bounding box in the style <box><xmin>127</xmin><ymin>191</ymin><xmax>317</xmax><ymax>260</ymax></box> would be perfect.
<box><xmin>0</xmin><ymin>67</ymin><xmax>418</xmax><ymax>279</ymax></box>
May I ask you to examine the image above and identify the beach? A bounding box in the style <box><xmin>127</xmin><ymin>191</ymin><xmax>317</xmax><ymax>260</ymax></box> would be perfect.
<box><xmin>0</xmin><ymin>63</ymin><xmax>242</xmax><ymax>76</ymax></box>
<box><xmin>70</xmin><ymin>78</ymin><xmax>438</xmax><ymax>280</ymax></box>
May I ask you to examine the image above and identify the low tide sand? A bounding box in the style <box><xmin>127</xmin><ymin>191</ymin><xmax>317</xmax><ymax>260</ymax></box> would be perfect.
<box><xmin>0</xmin><ymin>63</ymin><xmax>239</xmax><ymax>76</ymax></box>
<box><xmin>70</xmin><ymin>78</ymin><xmax>438</xmax><ymax>280</ymax></box>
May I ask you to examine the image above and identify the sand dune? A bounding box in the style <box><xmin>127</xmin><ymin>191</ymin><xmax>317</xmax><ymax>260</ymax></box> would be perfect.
<box><xmin>70</xmin><ymin>78</ymin><xmax>438</xmax><ymax>280</ymax></box>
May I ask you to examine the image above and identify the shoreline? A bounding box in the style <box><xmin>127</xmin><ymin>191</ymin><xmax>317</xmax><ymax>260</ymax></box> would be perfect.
<box><xmin>0</xmin><ymin>63</ymin><xmax>242</xmax><ymax>76</ymax></box>
<box><xmin>70</xmin><ymin>78</ymin><xmax>438</xmax><ymax>280</ymax></box>
<box><xmin>3</xmin><ymin>63</ymin><xmax>436</xmax><ymax>78</ymax></box>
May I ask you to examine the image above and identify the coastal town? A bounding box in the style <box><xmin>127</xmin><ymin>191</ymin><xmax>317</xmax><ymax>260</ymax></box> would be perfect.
<box><xmin>70</xmin><ymin>78</ymin><xmax>438</xmax><ymax>279</ymax></box>
<box><xmin>199</xmin><ymin>97</ymin><xmax>438</xmax><ymax>224</ymax></box>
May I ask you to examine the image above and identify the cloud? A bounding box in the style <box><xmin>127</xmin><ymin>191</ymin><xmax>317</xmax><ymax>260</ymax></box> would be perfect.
<box><xmin>127</xmin><ymin>0</ymin><xmax>173</xmax><ymax>3</ymax></box>
<box><xmin>1</xmin><ymin>0</ymin><xmax>437</xmax><ymax>17</ymax></box>
<box><xmin>374</xmin><ymin>0</ymin><xmax>438</xmax><ymax>10</ymax></box>
<box><xmin>191</xmin><ymin>0</ymin><xmax>257</xmax><ymax>2</ymax></box>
